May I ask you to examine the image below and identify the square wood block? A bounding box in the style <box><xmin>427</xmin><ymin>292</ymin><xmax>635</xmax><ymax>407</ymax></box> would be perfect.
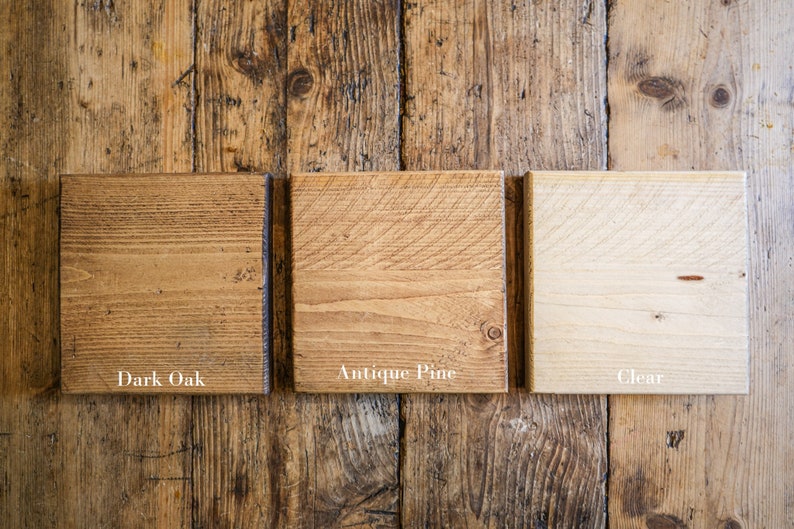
<box><xmin>527</xmin><ymin>171</ymin><xmax>749</xmax><ymax>394</ymax></box>
<box><xmin>60</xmin><ymin>173</ymin><xmax>270</xmax><ymax>394</ymax></box>
<box><xmin>290</xmin><ymin>171</ymin><xmax>508</xmax><ymax>393</ymax></box>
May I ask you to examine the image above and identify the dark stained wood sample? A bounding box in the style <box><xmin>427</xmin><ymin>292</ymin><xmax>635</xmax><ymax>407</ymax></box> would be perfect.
<box><xmin>60</xmin><ymin>173</ymin><xmax>270</xmax><ymax>394</ymax></box>
<box><xmin>290</xmin><ymin>170</ymin><xmax>508</xmax><ymax>393</ymax></box>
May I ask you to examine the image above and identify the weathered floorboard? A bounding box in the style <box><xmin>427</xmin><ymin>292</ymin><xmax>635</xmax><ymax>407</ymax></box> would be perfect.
<box><xmin>0</xmin><ymin>1</ymin><xmax>194</xmax><ymax>527</ymax></box>
<box><xmin>608</xmin><ymin>1</ymin><xmax>794</xmax><ymax>527</ymax></box>
<box><xmin>0</xmin><ymin>5</ymin><xmax>67</xmax><ymax>525</ymax></box>
<box><xmin>192</xmin><ymin>3</ymin><xmax>289</xmax><ymax>526</ymax></box>
<box><xmin>192</xmin><ymin>0</ymin><xmax>401</xmax><ymax>526</ymax></box>
<box><xmin>401</xmin><ymin>1</ymin><xmax>608</xmax><ymax>527</ymax></box>
<box><xmin>61</xmin><ymin>2</ymin><xmax>196</xmax><ymax>526</ymax></box>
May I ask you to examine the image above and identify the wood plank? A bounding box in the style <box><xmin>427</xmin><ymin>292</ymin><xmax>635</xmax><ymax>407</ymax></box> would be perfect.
<box><xmin>607</xmin><ymin>1</ymin><xmax>794</xmax><ymax>527</ymax></box>
<box><xmin>290</xmin><ymin>170</ymin><xmax>507</xmax><ymax>393</ymax></box>
<box><xmin>0</xmin><ymin>4</ymin><xmax>65</xmax><ymax>524</ymax></box>
<box><xmin>192</xmin><ymin>0</ymin><xmax>401</xmax><ymax>526</ymax></box>
<box><xmin>60</xmin><ymin>173</ymin><xmax>269</xmax><ymax>394</ymax></box>
<box><xmin>1</xmin><ymin>1</ymin><xmax>194</xmax><ymax>527</ymax></box>
<box><xmin>401</xmin><ymin>1</ymin><xmax>608</xmax><ymax>526</ymax></box>
<box><xmin>529</xmin><ymin>170</ymin><xmax>749</xmax><ymax>394</ymax></box>
<box><xmin>62</xmin><ymin>2</ymin><xmax>196</xmax><ymax>525</ymax></box>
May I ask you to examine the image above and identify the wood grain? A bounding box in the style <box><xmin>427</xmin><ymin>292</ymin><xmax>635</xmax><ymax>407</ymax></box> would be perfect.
<box><xmin>1</xmin><ymin>1</ymin><xmax>194</xmax><ymax>527</ymax></box>
<box><xmin>60</xmin><ymin>173</ymin><xmax>268</xmax><ymax>394</ymax></box>
<box><xmin>529</xmin><ymin>170</ymin><xmax>749</xmax><ymax>394</ymax></box>
<box><xmin>290</xmin><ymin>171</ymin><xmax>507</xmax><ymax>393</ymax></box>
<box><xmin>192</xmin><ymin>0</ymin><xmax>401</xmax><ymax>526</ymax></box>
<box><xmin>4</xmin><ymin>0</ymin><xmax>790</xmax><ymax>526</ymax></box>
<box><xmin>401</xmin><ymin>1</ymin><xmax>608</xmax><ymax>526</ymax></box>
<box><xmin>608</xmin><ymin>1</ymin><xmax>794</xmax><ymax>527</ymax></box>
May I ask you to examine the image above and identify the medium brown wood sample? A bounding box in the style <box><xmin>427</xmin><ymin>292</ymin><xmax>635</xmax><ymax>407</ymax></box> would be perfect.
<box><xmin>290</xmin><ymin>171</ymin><xmax>508</xmax><ymax>393</ymax></box>
<box><xmin>528</xmin><ymin>170</ymin><xmax>749</xmax><ymax>394</ymax></box>
<box><xmin>61</xmin><ymin>173</ymin><xmax>269</xmax><ymax>394</ymax></box>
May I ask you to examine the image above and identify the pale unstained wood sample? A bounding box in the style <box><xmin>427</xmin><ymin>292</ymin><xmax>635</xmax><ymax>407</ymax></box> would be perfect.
<box><xmin>528</xmin><ymin>171</ymin><xmax>748</xmax><ymax>394</ymax></box>
<box><xmin>291</xmin><ymin>171</ymin><xmax>507</xmax><ymax>393</ymax></box>
<box><xmin>60</xmin><ymin>173</ymin><xmax>269</xmax><ymax>394</ymax></box>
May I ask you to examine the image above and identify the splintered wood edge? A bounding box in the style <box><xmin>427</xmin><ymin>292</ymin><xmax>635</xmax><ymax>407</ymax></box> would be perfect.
<box><xmin>524</xmin><ymin>170</ymin><xmax>749</xmax><ymax>395</ymax></box>
<box><xmin>262</xmin><ymin>174</ymin><xmax>272</xmax><ymax>394</ymax></box>
<box><xmin>58</xmin><ymin>172</ymin><xmax>273</xmax><ymax>395</ymax></box>
<box><xmin>525</xmin><ymin>172</ymin><xmax>535</xmax><ymax>391</ymax></box>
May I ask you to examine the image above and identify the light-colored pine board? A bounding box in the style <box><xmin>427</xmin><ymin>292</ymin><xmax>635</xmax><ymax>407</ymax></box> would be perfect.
<box><xmin>290</xmin><ymin>170</ymin><xmax>508</xmax><ymax>394</ymax></box>
<box><xmin>401</xmin><ymin>1</ymin><xmax>608</xmax><ymax>526</ymax></box>
<box><xmin>60</xmin><ymin>173</ymin><xmax>268</xmax><ymax>394</ymax></box>
<box><xmin>529</xmin><ymin>170</ymin><xmax>749</xmax><ymax>394</ymax></box>
<box><xmin>608</xmin><ymin>1</ymin><xmax>794</xmax><ymax>528</ymax></box>
<box><xmin>192</xmin><ymin>0</ymin><xmax>402</xmax><ymax>526</ymax></box>
<box><xmin>1</xmin><ymin>1</ymin><xmax>194</xmax><ymax>527</ymax></box>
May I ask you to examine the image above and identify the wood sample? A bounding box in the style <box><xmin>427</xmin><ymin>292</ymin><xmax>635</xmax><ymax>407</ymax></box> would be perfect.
<box><xmin>290</xmin><ymin>171</ymin><xmax>508</xmax><ymax>393</ymax></box>
<box><xmin>60</xmin><ymin>173</ymin><xmax>270</xmax><ymax>394</ymax></box>
<box><xmin>528</xmin><ymin>171</ymin><xmax>749</xmax><ymax>394</ymax></box>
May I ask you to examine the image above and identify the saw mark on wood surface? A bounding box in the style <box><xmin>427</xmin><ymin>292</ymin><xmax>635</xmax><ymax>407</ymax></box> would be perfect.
<box><xmin>124</xmin><ymin>445</ymin><xmax>190</xmax><ymax>460</ymax></box>
<box><xmin>172</xmin><ymin>64</ymin><xmax>194</xmax><ymax>87</ymax></box>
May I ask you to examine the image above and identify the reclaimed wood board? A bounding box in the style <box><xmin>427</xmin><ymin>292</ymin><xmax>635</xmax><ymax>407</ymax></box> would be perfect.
<box><xmin>608</xmin><ymin>1</ymin><xmax>793</xmax><ymax>528</ymax></box>
<box><xmin>3</xmin><ymin>1</ymin><xmax>792</xmax><ymax>527</ymax></box>
<box><xmin>60</xmin><ymin>173</ymin><xmax>270</xmax><ymax>394</ymax></box>
<box><xmin>290</xmin><ymin>171</ymin><xmax>507</xmax><ymax>393</ymax></box>
<box><xmin>191</xmin><ymin>1</ymin><xmax>402</xmax><ymax>526</ymax></box>
<box><xmin>2</xmin><ymin>1</ymin><xmax>196</xmax><ymax>527</ymax></box>
<box><xmin>400</xmin><ymin>1</ymin><xmax>608</xmax><ymax>526</ymax></box>
<box><xmin>528</xmin><ymin>170</ymin><xmax>749</xmax><ymax>394</ymax></box>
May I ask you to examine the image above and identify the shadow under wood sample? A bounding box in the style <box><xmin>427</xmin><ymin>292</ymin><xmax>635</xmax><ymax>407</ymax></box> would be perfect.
<box><xmin>290</xmin><ymin>171</ymin><xmax>507</xmax><ymax>393</ymax></box>
<box><xmin>528</xmin><ymin>171</ymin><xmax>749</xmax><ymax>394</ymax></box>
<box><xmin>60</xmin><ymin>173</ymin><xmax>270</xmax><ymax>394</ymax></box>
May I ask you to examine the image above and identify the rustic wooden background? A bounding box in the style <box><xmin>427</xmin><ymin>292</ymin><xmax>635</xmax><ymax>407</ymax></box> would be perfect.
<box><xmin>1</xmin><ymin>1</ymin><xmax>791</xmax><ymax>527</ymax></box>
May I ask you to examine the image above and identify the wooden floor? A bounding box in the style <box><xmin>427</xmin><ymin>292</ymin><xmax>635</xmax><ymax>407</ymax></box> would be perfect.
<box><xmin>1</xmin><ymin>1</ymin><xmax>791</xmax><ymax>527</ymax></box>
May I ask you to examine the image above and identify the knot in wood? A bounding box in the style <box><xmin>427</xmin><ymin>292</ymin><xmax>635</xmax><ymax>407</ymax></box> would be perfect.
<box><xmin>232</xmin><ymin>49</ymin><xmax>267</xmax><ymax>84</ymax></box>
<box><xmin>637</xmin><ymin>76</ymin><xmax>685</xmax><ymax>111</ymax></box>
<box><xmin>638</xmin><ymin>77</ymin><xmax>676</xmax><ymax>100</ymax></box>
<box><xmin>723</xmin><ymin>519</ymin><xmax>743</xmax><ymax>529</ymax></box>
<box><xmin>288</xmin><ymin>68</ymin><xmax>314</xmax><ymax>97</ymax></box>
<box><xmin>645</xmin><ymin>513</ymin><xmax>687</xmax><ymax>529</ymax></box>
<box><xmin>487</xmin><ymin>326</ymin><xmax>502</xmax><ymax>340</ymax></box>
<box><xmin>710</xmin><ymin>86</ymin><xmax>731</xmax><ymax>107</ymax></box>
